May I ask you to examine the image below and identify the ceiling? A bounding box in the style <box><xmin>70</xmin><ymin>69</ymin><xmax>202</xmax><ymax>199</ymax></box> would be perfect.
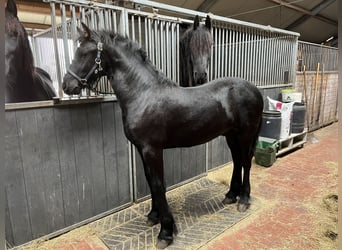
<box><xmin>10</xmin><ymin>0</ymin><xmax>338</xmax><ymax>46</ymax></box>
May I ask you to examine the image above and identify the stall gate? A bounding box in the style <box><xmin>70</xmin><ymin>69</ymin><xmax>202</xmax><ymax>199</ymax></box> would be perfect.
<box><xmin>6</xmin><ymin>0</ymin><xmax>299</xmax><ymax>246</ymax></box>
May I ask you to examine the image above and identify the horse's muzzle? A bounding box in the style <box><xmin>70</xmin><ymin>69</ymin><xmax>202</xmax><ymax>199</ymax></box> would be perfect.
<box><xmin>62</xmin><ymin>74</ymin><xmax>82</xmax><ymax>95</ymax></box>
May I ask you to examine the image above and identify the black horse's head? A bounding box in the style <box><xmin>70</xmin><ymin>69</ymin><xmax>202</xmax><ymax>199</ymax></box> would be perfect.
<box><xmin>180</xmin><ymin>15</ymin><xmax>213</xmax><ymax>86</ymax></box>
<box><xmin>63</xmin><ymin>23</ymin><xmax>107</xmax><ymax>95</ymax></box>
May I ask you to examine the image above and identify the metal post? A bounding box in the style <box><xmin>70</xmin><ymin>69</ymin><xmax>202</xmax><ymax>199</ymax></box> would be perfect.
<box><xmin>50</xmin><ymin>1</ymin><xmax>63</xmax><ymax>98</ymax></box>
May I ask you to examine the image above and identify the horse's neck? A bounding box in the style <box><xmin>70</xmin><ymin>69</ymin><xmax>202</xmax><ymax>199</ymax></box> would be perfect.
<box><xmin>108</xmin><ymin>46</ymin><xmax>167</xmax><ymax>103</ymax></box>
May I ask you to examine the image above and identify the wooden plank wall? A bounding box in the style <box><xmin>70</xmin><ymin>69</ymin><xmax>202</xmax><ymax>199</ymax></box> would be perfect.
<box><xmin>207</xmin><ymin>136</ymin><xmax>232</xmax><ymax>170</ymax></box>
<box><xmin>5</xmin><ymin>102</ymin><xmax>132</xmax><ymax>246</ymax></box>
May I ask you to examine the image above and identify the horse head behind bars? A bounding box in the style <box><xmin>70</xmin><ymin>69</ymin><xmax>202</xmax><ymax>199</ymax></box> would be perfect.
<box><xmin>179</xmin><ymin>15</ymin><xmax>213</xmax><ymax>87</ymax></box>
<box><xmin>5</xmin><ymin>0</ymin><xmax>56</xmax><ymax>103</ymax></box>
<box><xmin>62</xmin><ymin>23</ymin><xmax>263</xmax><ymax>249</ymax></box>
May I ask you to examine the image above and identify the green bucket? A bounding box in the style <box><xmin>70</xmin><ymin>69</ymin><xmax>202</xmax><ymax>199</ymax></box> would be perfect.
<box><xmin>255</xmin><ymin>137</ymin><xmax>279</xmax><ymax>167</ymax></box>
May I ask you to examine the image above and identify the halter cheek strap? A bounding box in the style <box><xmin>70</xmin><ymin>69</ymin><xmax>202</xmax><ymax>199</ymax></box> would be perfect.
<box><xmin>67</xmin><ymin>42</ymin><xmax>104</xmax><ymax>87</ymax></box>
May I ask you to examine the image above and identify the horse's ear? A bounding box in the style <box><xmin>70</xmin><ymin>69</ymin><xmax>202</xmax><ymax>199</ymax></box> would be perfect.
<box><xmin>6</xmin><ymin>0</ymin><xmax>18</xmax><ymax>17</ymax></box>
<box><xmin>78</xmin><ymin>22</ymin><xmax>92</xmax><ymax>40</ymax></box>
<box><xmin>193</xmin><ymin>15</ymin><xmax>200</xmax><ymax>30</ymax></box>
<box><xmin>205</xmin><ymin>15</ymin><xmax>211</xmax><ymax>30</ymax></box>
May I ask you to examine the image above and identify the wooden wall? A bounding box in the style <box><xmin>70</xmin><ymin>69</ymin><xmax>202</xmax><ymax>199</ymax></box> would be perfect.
<box><xmin>5</xmin><ymin>102</ymin><xmax>132</xmax><ymax>246</ymax></box>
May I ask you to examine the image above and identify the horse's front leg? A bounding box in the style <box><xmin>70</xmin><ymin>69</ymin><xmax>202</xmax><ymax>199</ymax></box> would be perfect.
<box><xmin>139</xmin><ymin>146</ymin><xmax>176</xmax><ymax>249</ymax></box>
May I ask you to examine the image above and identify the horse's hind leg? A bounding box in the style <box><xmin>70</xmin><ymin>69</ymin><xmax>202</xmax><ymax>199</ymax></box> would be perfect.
<box><xmin>223</xmin><ymin>135</ymin><xmax>242</xmax><ymax>205</ymax></box>
<box><xmin>137</xmin><ymin>146</ymin><xmax>176</xmax><ymax>249</ymax></box>
<box><xmin>223</xmin><ymin>133</ymin><xmax>256</xmax><ymax>212</ymax></box>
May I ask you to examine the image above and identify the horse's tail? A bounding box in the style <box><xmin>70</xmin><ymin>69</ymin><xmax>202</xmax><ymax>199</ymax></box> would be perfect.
<box><xmin>250</xmin><ymin>96</ymin><xmax>264</xmax><ymax>158</ymax></box>
<box><xmin>33</xmin><ymin>67</ymin><xmax>57</xmax><ymax>99</ymax></box>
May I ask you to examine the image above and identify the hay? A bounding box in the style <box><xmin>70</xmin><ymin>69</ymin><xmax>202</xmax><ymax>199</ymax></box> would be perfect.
<box><xmin>16</xmin><ymin>225</ymin><xmax>100</xmax><ymax>250</ymax></box>
<box><xmin>304</xmin><ymin>192</ymin><xmax>338</xmax><ymax>250</ymax></box>
<box><xmin>207</xmin><ymin>163</ymin><xmax>233</xmax><ymax>186</ymax></box>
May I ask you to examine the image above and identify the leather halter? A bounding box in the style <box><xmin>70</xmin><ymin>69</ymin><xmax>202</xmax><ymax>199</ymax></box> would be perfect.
<box><xmin>67</xmin><ymin>42</ymin><xmax>104</xmax><ymax>89</ymax></box>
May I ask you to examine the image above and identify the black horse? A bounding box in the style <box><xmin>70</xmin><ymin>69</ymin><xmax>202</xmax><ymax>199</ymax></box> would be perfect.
<box><xmin>63</xmin><ymin>24</ymin><xmax>263</xmax><ymax>249</ymax></box>
<box><xmin>5</xmin><ymin>0</ymin><xmax>56</xmax><ymax>103</ymax></box>
<box><xmin>179</xmin><ymin>15</ymin><xmax>213</xmax><ymax>87</ymax></box>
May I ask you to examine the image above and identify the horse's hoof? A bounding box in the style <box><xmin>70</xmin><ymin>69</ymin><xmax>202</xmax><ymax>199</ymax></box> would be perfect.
<box><xmin>156</xmin><ymin>239</ymin><xmax>172</xmax><ymax>249</ymax></box>
<box><xmin>237</xmin><ymin>202</ymin><xmax>250</xmax><ymax>212</ymax></box>
<box><xmin>222</xmin><ymin>196</ymin><xmax>237</xmax><ymax>205</ymax></box>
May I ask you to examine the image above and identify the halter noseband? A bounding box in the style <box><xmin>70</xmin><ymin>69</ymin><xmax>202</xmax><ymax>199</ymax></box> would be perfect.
<box><xmin>67</xmin><ymin>42</ymin><xmax>104</xmax><ymax>89</ymax></box>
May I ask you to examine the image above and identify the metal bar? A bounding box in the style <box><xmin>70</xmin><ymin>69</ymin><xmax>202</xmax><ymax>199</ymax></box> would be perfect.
<box><xmin>131</xmin><ymin>14</ymin><xmax>135</xmax><ymax>40</ymax></box>
<box><xmin>165</xmin><ymin>21</ymin><xmax>170</xmax><ymax>78</ymax></box>
<box><xmin>70</xmin><ymin>5</ymin><xmax>78</xmax><ymax>53</ymax></box>
<box><xmin>176</xmin><ymin>22</ymin><xmax>180</xmax><ymax>83</ymax></box>
<box><xmin>160</xmin><ymin>21</ymin><xmax>165</xmax><ymax>73</ymax></box>
<box><xmin>60</xmin><ymin>3</ymin><xmax>71</xmax><ymax>69</ymax></box>
<box><xmin>50</xmin><ymin>2</ymin><xmax>63</xmax><ymax>97</ymax></box>
<box><xmin>125</xmin><ymin>0</ymin><xmax>300</xmax><ymax>37</ymax></box>
<box><xmin>217</xmin><ymin>27</ymin><xmax>222</xmax><ymax>77</ymax></box>
<box><xmin>224</xmin><ymin>26</ymin><xmax>228</xmax><ymax>77</ymax></box>
<box><xmin>138</xmin><ymin>15</ymin><xmax>142</xmax><ymax>46</ymax></box>
<box><xmin>228</xmin><ymin>26</ymin><xmax>232</xmax><ymax>77</ymax></box>
<box><xmin>113</xmin><ymin>11</ymin><xmax>117</xmax><ymax>32</ymax></box>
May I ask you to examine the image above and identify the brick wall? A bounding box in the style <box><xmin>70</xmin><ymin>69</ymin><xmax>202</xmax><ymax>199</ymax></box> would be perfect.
<box><xmin>295</xmin><ymin>71</ymin><xmax>338</xmax><ymax>131</ymax></box>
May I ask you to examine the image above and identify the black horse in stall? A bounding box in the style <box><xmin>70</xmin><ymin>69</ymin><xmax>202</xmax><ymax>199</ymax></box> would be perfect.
<box><xmin>5</xmin><ymin>0</ymin><xmax>56</xmax><ymax>103</ymax></box>
<box><xmin>179</xmin><ymin>15</ymin><xmax>213</xmax><ymax>87</ymax></box>
<box><xmin>62</xmin><ymin>23</ymin><xmax>263</xmax><ymax>248</ymax></box>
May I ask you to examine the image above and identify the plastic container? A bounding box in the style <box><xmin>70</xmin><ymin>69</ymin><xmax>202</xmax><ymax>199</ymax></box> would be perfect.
<box><xmin>291</xmin><ymin>102</ymin><xmax>306</xmax><ymax>133</ymax></box>
<box><xmin>259</xmin><ymin>111</ymin><xmax>281</xmax><ymax>140</ymax></box>
<box><xmin>281</xmin><ymin>89</ymin><xmax>302</xmax><ymax>103</ymax></box>
<box><xmin>255</xmin><ymin>138</ymin><xmax>279</xmax><ymax>167</ymax></box>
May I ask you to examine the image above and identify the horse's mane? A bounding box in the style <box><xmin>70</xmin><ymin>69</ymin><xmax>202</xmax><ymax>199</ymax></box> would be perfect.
<box><xmin>180</xmin><ymin>26</ymin><xmax>213</xmax><ymax>56</ymax></box>
<box><xmin>5</xmin><ymin>8</ymin><xmax>35</xmax><ymax>74</ymax></box>
<box><xmin>87</xmin><ymin>30</ymin><xmax>177</xmax><ymax>87</ymax></box>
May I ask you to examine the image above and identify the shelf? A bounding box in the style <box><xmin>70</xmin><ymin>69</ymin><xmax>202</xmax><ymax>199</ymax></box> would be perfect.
<box><xmin>276</xmin><ymin>130</ymin><xmax>307</xmax><ymax>156</ymax></box>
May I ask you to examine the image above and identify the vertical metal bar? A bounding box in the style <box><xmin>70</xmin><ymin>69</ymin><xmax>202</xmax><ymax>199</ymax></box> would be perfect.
<box><xmin>70</xmin><ymin>5</ymin><xmax>78</xmax><ymax>54</ymax></box>
<box><xmin>214</xmin><ymin>27</ymin><xmax>218</xmax><ymax>79</ymax></box>
<box><xmin>170</xmin><ymin>21</ymin><xmax>174</xmax><ymax>82</ymax></box>
<box><xmin>256</xmin><ymin>30</ymin><xmax>261</xmax><ymax>85</ymax></box>
<box><xmin>261</xmin><ymin>31</ymin><xmax>266</xmax><ymax>86</ymax></box>
<box><xmin>250</xmin><ymin>29</ymin><xmax>255</xmax><ymax>83</ymax></box>
<box><xmin>138</xmin><ymin>15</ymin><xmax>142</xmax><ymax>46</ymax></box>
<box><xmin>50</xmin><ymin>2</ymin><xmax>63</xmax><ymax>97</ymax></box>
<box><xmin>160</xmin><ymin>21</ymin><xmax>165</xmax><ymax>74</ymax></box>
<box><xmin>291</xmin><ymin>37</ymin><xmax>299</xmax><ymax>84</ymax></box>
<box><xmin>148</xmin><ymin>18</ymin><xmax>153</xmax><ymax>63</ymax></box>
<box><xmin>113</xmin><ymin>11</ymin><xmax>117</xmax><ymax>32</ymax></box>
<box><xmin>90</xmin><ymin>8</ymin><xmax>95</xmax><ymax>29</ymax></box>
<box><xmin>104</xmin><ymin>8</ymin><xmax>110</xmax><ymax>29</ymax></box>
<box><xmin>154</xmin><ymin>20</ymin><xmax>159</xmax><ymax>69</ymax></box>
<box><xmin>60</xmin><ymin>3</ymin><xmax>70</xmax><ymax>70</ymax></box>
<box><xmin>242</xmin><ymin>28</ymin><xmax>246</xmax><ymax>79</ymax></box>
<box><xmin>209</xmin><ymin>23</ymin><xmax>214</xmax><ymax>81</ymax></box>
<box><xmin>131</xmin><ymin>15</ymin><xmax>135</xmax><ymax>40</ymax></box>
<box><xmin>176</xmin><ymin>22</ymin><xmax>180</xmax><ymax>83</ymax></box>
<box><xmin>165</xmin><ymin>21</ymin><xmax>170</xmax><ymax>78</ymax></box>
<box><xmin>145</xmin><ymin>16</ymin><xmax>149</xmax><ymax>56</ymax></box>
<box><xmin>236</xmin><ymin>28</ymin><xmax>241</xmax><ymax>77</ymax></box>
<box><xmin>228</xmin><ymin>25</ymin><xmax>232</xmax><ymax>77</ymax></box>
<box><xmin>120</xmin><ymin>8</ymin><xmax>128</xmax><ymax>36</ymax></box>
<box><xmin>217</xmin><ymin>26</ymin><xmax>221</xmax><ymax>77</ymax></box>
<box><xmin>265</xmin><ymin>33</ymin><xmax>270</xmax><ymax>84</ymax></box>
<box><xmin>279</xmin><ymin>35</ymin><xmax>285</xmax><ymax>84</ymax></box>
<box><xmin>224</xmin><ymin>26</ymin><xmax>228</xmax><ymax>77</ymax></box>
